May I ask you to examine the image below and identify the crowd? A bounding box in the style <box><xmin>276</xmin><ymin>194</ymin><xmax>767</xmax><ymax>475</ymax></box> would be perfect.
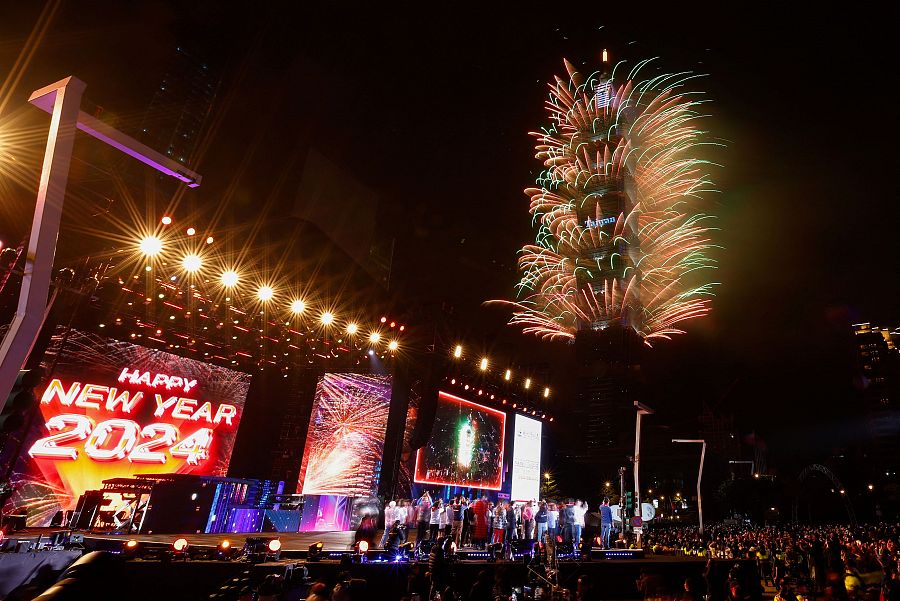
<box><xmin>645</xmin><ymin>523</ymin><xmax>900</xmax><ymax>601</ymax></box>
<box><xmin>378</xmin><ymin>492</ymin><xmax>616</xmax><ymax>553</ymax></box>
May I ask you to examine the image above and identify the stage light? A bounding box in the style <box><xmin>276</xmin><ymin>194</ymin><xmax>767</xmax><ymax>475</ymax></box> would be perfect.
<box><xmin>369</xmin><ymin>332</ymin><xmax>381</xmax><ymax>343</ymax></box>
<box><xmin>206</xmin><ymin>236</ymin><xmax>214</xmax><ymax>244</ymax></box>
<box><xmin>380</xmin><ymin>316</ymin><xmax>387</xmax><ymax>323</ymax></box>
<box><xmin>388</xmin><ymin>340</ymin><xmax>399</xmax><ymax>351</ymax></box>
<box><xmin>290</xmin><ymin>299</ymin><xmax>305</xmax><ymax>314</ymax></box>
<box><xmin>505</xmin><ymin>369</ymin><xmax>511</xmax><ymax>381</ymax></box>
<box><xmin>257</xmin><ymin>285</ymin><xmax>274</xmax><ymax>302</ymax></box>
<box><xmin>161</xmin><ymin>215</ymin><xmax>172</xmax><ymax>225</ymax></box>
<box><xmin>268</xmin><ymin>539</ymin><xmax>282</xmax><ymax>552</ymax></box>
<box><xmin>221</xmin><ymin>270</ymin><xmax>239</xmax><ymax>287</ymax></box>
<box><xmin>186</xmin><ymin>227</ymin><xmax>196</xmax><ymax>236</ymax></box>
<box><xmin>480</xmin><ymin>357</ymin><xmax>488</xmax><ymax>371</ymax></box>
<box><xmin>544</xmin><ymin>387</ymin><xmax>550</xmax><ymax>398</ymax></box>
<box><xmin>173</xmin><ymin>538</ymin><xmax>188</xmax><ymax>552</ymax></box>
<box><xmin>356</xmin><ymin>540</ymin><xmax>369</xmax><ymax>554</ymax></box>
<box><xmin>869</xmin><ymin>484</ymin><xmax>875</xmax><ymax>490</ymax></box>
<box><xmin>181</xmin><ymin>254</ymin><xmax>202</xmax><ymax>273</ymax></box>
<box><xmin>524</xmin><ymin>378</ymin><xmax>532</xmax><ymax>390</ymax></box>
<box><xmin>454</xmin><ymin>345</ymin><xmax>463</xmax><ymax>358</ymax></box>
<box><xmin>308</xmin><ymin>541</ymin><xmax>324</xmax><ymax>561</ymax></box>
<box><xmin>139</xmin><ymin>235</ymin><xmax>163</xmax><ymax>257</ymax></box>
<box><xmin>320</xmin><ymin>311</ymin><xmax>334</xmax><ymax>326</ymax></box>
<box><xmin>346</xmin><ymin>323</ymin><xmax>358</xmax><ymax>334</ymax></box>
<box><xmin>602</xmin><ymin>48</ymin><xmax>609</xmax><ymax>63</ymax></box>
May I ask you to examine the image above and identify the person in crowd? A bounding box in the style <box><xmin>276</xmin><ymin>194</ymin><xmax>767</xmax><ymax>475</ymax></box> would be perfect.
<box><xmin>536</xmin><ymin>501</ymin><xmax>549</xmax><ymax>543</ymax></box>
<box><xmin>576</xmin><ymin>574</ymin><xmax>601</xmax><ymax>601</ymax></box>
<box><xmin>492</xmin><ymin>501</ymin><xmax>507</xmax><ymax>545</ymax></box>
<box><xmin>385</xmin><ymin>520</ymin><xmax>404</xmax><ymax>554</ymax></box>
<box><xmin>600</xmin><ymin>497</ymin><xmax>613</xmax><ymax>549</ymax></box>
<box><xmin>451</xmin><ymin>496</ymin><xmax>465</xmax><ymax>547</ymax></box>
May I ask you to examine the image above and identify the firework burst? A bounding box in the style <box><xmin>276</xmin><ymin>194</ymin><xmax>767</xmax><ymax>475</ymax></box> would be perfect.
<box><xmin>494</xmin><ymin>57</ymin><xmax>720</xmax><ymax>345</ymax></box>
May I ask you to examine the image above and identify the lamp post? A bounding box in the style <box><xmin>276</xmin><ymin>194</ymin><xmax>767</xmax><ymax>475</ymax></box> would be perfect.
<box><xmin>633</xmin><ymin>401</ymin><xmax>653</xmax><ymax>546</ymax></box>
<box><xmin>673</xmin><ymin>439</ymin><xmax>706</xmax><ymax>534</ymax></box>
<box><xmin>0</xmin><ymin>76</ymin><xmax>201</xmax><ymax>409</ymax></box>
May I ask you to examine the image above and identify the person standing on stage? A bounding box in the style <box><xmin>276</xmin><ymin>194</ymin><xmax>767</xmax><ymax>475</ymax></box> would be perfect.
<box><xmin>440</xmin><ymin>498</ymin><xmax>452</xmax><ymax>537</ymax></box>
<box><xmin>522</xmin><ymin>501</ymin><xmax>535</xmax><ymax>541</ymax></box>
<box><xmin>450</xmin><ymin>496</ymin><xmax>464</xmax><ymax>547</ymax></box>
<box><xmin>574</xmin><ymin>500</ymin><xmax>587</xmax><ymax>550</ymax></box>
<box><xmin>380</xmin><ymin>500</ymin><xmax>397</xmax><ymax>548</ymax></box>
<box><xmin>416</xmin><ymin>491</ymin><xmax>432</xmax><ymax>545</ymax></box>
<box><xmin>504</xmin><ymin>502</ymin><xmax>517</xmax><ymax>556</ymax></box>
<box><xmin>599</xmin><ymin>497</ymin><xmax>613</xmax><ymax>549</ymax></box>
<box><xmin>492</xmin><ymin>502</ymin><xmax>506</xmax><ymax>544</ymax></box>
<box><xmin>472</xmin><ymin>496</ymin><xmax>489</xmax><ymax>549</ymax></box>
<box><xmin>429</xmin><ymin>499</ymin><xmax>444</xmax><ymax>540</ymax></box>
<box><xmin>547</xmin><ymin>501</ymin><xmax>559</xmax><ymax>540</ymax></box>
<box><xmin>563</xmin><ymin>499</ymin><xmax>576</xmax><ymax>543</ymax></box>
<box><xmin>536</xmin><ymin>501</ymin><xmax>549</xmax><ymax>543</ymax></box>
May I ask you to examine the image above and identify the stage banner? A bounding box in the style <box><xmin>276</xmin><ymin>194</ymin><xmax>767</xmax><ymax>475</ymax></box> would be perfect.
<box><xmin>510</xmin><ymin>414</ymin><xmax>542</xmax><ymax>501</ymax></box>
<box><xmin>2</xmin><ymin>328</ymin><xmax>250</xmax><ymax>526</ymax></box>
<box><xmin>414</xmin><ymin>391</ymin><xmax>506</xmax><ymax>491</ymax></box>
<box><xmin>297</xmin><ymin>373</ymin><xmax>392</xmax><ymax>497</ymax></box>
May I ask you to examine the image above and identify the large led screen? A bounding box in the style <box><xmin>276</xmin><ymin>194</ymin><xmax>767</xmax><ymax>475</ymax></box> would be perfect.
<box><xmin>510</xmin><ymin>414</ymin><xmax>542</xmax><ymax>501</ymax></box>
<box><xmin>3</xmin><ymin>328</ymin><xmax>250</xmax><ymax>526</ymax></box>
<box><xmin>414</xmin><ymin>391</ymin><xmax>506</xmax><ymax>490</ymax></box>
<box><xmin>298</xmin><ymin>373</ymin><xmax>392</xmax><ymax>497</ymax></box>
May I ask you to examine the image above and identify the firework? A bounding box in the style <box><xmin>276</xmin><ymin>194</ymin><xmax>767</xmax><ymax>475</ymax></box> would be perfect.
<box><xmin>495</xmin><ymin>57</ymin><xmax>719</xmax><ymax>345</ymax></box>
<box><xmin>298</xmin><ymin>373</ymin><xmax>392</xmax><ymax>496</ymax></box>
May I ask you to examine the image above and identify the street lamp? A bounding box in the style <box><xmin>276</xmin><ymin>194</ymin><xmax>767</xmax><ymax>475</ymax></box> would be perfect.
<box><xmin>673</xmin><ymin>439</ymin><xmax>707</xmax><ymax>534</ymax></box>
<box><xmin>633</xmin><ymin>401</ymin><xmax>653</xmax><ymax>546</ymax></box>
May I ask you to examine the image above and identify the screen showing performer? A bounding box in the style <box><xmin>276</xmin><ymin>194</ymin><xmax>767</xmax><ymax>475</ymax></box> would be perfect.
<box><xmin>414</xmin><ymin>391</ymin><xmax>506</xmax><ymax>490</ymax></box>
<box><xmin>298</xmin><ymin>373</ymin><xmax>393</xmax><ymax>497</ymax></box>
<box><xmin>0</xmin><ymin>328</ymin><xmax>250</xmax><ymax>526</ymax></box>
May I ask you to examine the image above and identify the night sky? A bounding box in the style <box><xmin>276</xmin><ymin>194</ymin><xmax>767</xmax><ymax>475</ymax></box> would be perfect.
<box><xmin>2</xmin><ymin>3</ymin><xmax>898</xmax><ymax>476</ymax></box>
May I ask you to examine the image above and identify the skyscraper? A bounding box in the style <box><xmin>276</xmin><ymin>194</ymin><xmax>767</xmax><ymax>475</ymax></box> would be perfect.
<box><xmin>852</xmin><ymin>322</ymin><xmax>900</xmax><ymax>470</ymax></box>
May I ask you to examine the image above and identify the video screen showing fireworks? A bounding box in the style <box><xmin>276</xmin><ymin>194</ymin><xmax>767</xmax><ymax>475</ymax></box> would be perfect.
<box><xmin>1</xmin><ymin>328</ymin><xmax>251</xmax><ymax>526</ymax></box>
<box><xmin>297</xmin><ymin>373</ymin><xmax>393</xmax><ymax>497</ymax></box>
<box><xmin>414</xmin><ymin>391</ymin><xmax>506</xmax><ymax>491</ymax></box>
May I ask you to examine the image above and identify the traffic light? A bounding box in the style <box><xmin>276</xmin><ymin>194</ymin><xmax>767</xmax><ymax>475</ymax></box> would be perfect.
<box><xmin>625</xmin><ymin>491</ymin><xmax>634</xmax><ymax>515</ymax></box>
<box><xmin>0</xmin><ymin>369</ymin><xmax>42</xmax><ymax>435</ymax></box>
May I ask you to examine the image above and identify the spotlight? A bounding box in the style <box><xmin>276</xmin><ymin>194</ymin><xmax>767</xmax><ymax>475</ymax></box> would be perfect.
<box><xmin>308</xmin><ymin>541</ymin><xmax>324</xmax><ymax>561</ymax></box>
<box><xmin>525</xmin><ymin>378</ymin><xmax>532</xmax><ymax>390</ymax></box>
<box><xmin>139</xmin><ymin>236</ymin><xmax>163</xmax><ymax>257</ymax></box>
<box><xmin>181</xmin><ymin>254</ymin><xmax>202</xmax><ymax>273</ymax></box>
<box><xmin>346</xmin><ymin>323</ymin><xmax>358</xmax><ymax>335</ymax></box>
<box><xmin>244</xmin><ymin>537</ymin><xmax>281</xmax><ymax>562</ymax></box>
<box><xmin>173</xmin><ymin>538</ymin><xmax>189</xmax><ymax>557</ymax></box>
<box><xmin>205</xmin><ymin>236</ymin><xmax>214</xmax><ymax>244</ymax></box>
<box><xmin>388</xmin><ymin>340</ymin><xmax>399</xmax><ymax>351</ymax></box>
<box><xmin>221</xmin><ymin>270</ymin><xmax>239</xmax><ymax>287</ymax></box>
<box><xmin>544</xmin><ymin>387</ymin><xmax>550</xmax><ymax>398</ymax></box>
<box><xmin>257</xmin><ymin>285</ymin><xmax>274</xmax><ymax>302</ymax></box>
<box><xmin>161</xmin><ymin>216</ymin><xmax>172</xmax><ymax>225</ymax></box>
<box><xmin>357</xmin><ymin>540</ymin><xmax>369</xmax><ymax>554</ymax></box>
<box><xmin>320</xmin><ymin>311</ymin><xmax>334</xmax><ymax>326</ymax></box>
<box><xmin>480</xmin><ymin>357</ymin><xmax>488</xmax><ymax>371</ymax></box>
<box><xmin>505</xmin><ymin>369</ymin><xmax>511</xmax><ymax>381</ymax></box>
<box><xmin>216</xmin><ymin>539</ymin><xmax>234</xmax><ymax>558</ymax></box>
<box><xmin>268</xmin><ymin>539</ymin><xmax>282</xmax><ymax>553</ymax></box>
<box><xmin>186</xmin><ymin>227</ymin><xmax>196</xmax><ymax>236</ymax></box>
<box><xmin>126</xmin><ymin>539</ymin><xmax>139</xmax><ymax>549</ymax></box>
<box><xmin>290</xmin><ymin>299</ymin><xmax>306</xmax><ymax>314</ymax></box>
<box><xmin>369</xmin><ymin>332</ymin><xmax>381</xmax><ymax>343</ymax></box>
<box><xmin>453</xmin><ymin>345</ymin><xmax>463</xmax><ymax>358</ymax></box>
<box><xmin>124</xmin><ymin>539</ymin><xmax>139</xmax><ymax>557</ymax></box>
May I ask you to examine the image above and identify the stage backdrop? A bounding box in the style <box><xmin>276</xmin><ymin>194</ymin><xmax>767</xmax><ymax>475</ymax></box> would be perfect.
<box><xmin>510</xmin><ymin>414</ymin><xmax>542</xmax><ymax>501</ymax></box>
<box><xmin>4</xmin><ymin>328</ymin><xmax>250</xmax><ymax>526</ymax></box>
<box><xmin>297</xmin><ymin>373</ymin><xmax>393</xmax><ymax>497</ymax></box>
<box><xmin>414</xmin><ymin>391</ymin><xmax>506</xmax><ymax>491</ymax></box>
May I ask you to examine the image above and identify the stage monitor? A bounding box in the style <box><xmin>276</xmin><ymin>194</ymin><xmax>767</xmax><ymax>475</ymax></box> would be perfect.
<box><xmin>510</xmin><ymin>414</ymin><xmax>542</xmax><ymax>501</ymax></box>
<box><xmin>8</xmin><ymin>328</ymin><xmax>250</xmax><ymax>526</ymax></box>
<box><xmin>414</xmin><ymin>391</ymin><xmax>506</xmax><ymax>491</ymax></box>
<box><xmin>298</xmin><ymin>373</ymin><xmax>392</xmax><ymax>497</ymax></box>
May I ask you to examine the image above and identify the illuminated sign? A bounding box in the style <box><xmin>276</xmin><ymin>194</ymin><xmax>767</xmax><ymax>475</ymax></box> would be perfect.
<box><xmin>414</xmin><ymin>391</ymin><xmax>506</xmax><ymax>491</ymax></box>
<box><xmin>510</xmin><ymin>414</ymin><xmax>542</xmax><ymax>501</ymax></box>
<box><xmin>10</xmin><ymin>328</ymin><xmax>250</xmax><ymax>525</ymax></box>
<box><xmin>585</xmin><ymin>216</ymin><xmax>616</xmax><ymax>228</ymax></box>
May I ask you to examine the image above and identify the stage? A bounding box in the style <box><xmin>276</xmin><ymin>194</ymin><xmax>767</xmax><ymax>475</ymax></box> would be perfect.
<box><xmin>1</xmin><ymin>529</ymin><xmax>760</xmax><ymax>601</ymax></box>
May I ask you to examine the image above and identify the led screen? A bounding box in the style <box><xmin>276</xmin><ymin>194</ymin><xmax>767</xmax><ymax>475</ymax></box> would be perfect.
<box><xmin>298</xmin><ymin>373</ymin><xmax>392</xmax><ymax>497</ymax></box>
<box><xmin>510</xmin><ymin>414</ymin><xmax>542</xmax><ymax>501</ymax></box>
<box><xmin>3</xmin><ymin>328</ymin><xmax>250</xmax><ymax>526</ymax></box>
<box><xmin>414</xmin><ymin>391</ymin><xmax>506</xmax><ymax>490</ymax></box>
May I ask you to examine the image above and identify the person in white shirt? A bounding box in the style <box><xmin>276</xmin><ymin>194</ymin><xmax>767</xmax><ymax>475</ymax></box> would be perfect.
<box><xmin>573</xmin><ymin>500</ymin><xmax>587</xmax><ymax>548</ymax></box>
<box><xmin>381</xmin><ymin>500</ymin><xmax>397</xmax><ymax>547</ymax></box>
<box><xmin>429</xmin><ymin>499</ymin><xmax>444</xmax><ymax>540</ymax></box>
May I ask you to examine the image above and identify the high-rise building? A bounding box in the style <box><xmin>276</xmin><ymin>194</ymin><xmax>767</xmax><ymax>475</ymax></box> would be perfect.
<box><xmin>852</xmin><ymin>322</ymin><xmax>900</xmax><ymax>471</ymax></box>
<box><xmin>138</xmin><ymin>46</ymin><xmax>219</xmax><ymax>165</ymax></box>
